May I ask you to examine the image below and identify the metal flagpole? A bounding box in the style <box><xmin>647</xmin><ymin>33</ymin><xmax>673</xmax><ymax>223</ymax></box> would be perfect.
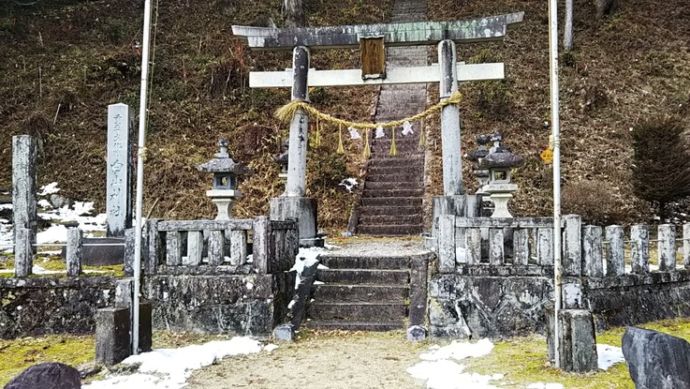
<box><xmin>548</xmin><ymin>0</ymin><xmax>563</xmax><ymax>369</ymax></box>
<box><xmin>132</xmin><ymin>0</ymin><xmax>154</xmax><ymax>355</ymax></box>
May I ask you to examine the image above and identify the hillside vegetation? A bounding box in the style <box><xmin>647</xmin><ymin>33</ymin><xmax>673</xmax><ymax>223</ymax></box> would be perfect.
<box><xmin>1</xmin><ymin>0</ymin><xmax>688</xmax><ymax>231</ymax></box>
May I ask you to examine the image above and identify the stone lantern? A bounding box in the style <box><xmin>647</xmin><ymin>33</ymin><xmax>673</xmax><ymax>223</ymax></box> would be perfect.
<box><xmin>478</xmin><ymin>133</ymin><xmax>523</xmax><ymax>218</ymax></box>
<box><xmin>197</xmin><ymin>139</ymin><xmax>249</xmax><ymax>220</ymax></box>
<box><xmin>468</xmin><ymin>134</ymin><xmax>491</xmax><ymax>194</ymax></box>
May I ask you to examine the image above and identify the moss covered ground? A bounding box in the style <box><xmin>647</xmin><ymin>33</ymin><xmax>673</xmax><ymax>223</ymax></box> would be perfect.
<box><xmin>2</xmin><ymin>319</ymin><xmax>690</xmax><ymax>387</ymax></box>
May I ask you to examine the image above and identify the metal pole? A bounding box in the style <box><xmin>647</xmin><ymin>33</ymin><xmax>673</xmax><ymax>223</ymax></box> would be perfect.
<box><xmin>132</xmin><ymin>0</ymin><xmax>153</xmax><ymax>355</ymax></box>
<box><xmin>548</xmin><ymin>0</ymin><xmax>563</xmax><ymax>369</ymax></box>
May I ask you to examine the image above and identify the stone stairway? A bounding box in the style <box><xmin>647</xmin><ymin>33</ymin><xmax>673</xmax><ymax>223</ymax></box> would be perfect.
<box><xmin>355</xmin><ymin>0</ymin><xmax>428</xmax><ymax>236</ymax></box>
<box><xmin>305</xmin><ymin>254</ymin><xmax>412</xmax><ymax>331</ymax></box>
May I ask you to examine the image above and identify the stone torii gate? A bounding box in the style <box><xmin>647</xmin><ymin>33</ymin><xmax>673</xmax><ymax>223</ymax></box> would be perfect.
<box><xmin>232</xmin><ymin>12</ymin><xmax>523</xmax><ymax>243</ymax></box>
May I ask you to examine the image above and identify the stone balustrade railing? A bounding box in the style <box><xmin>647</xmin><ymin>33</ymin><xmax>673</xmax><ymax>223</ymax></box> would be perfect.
<box><xmin>436</xmin><ymin>215</ymin><xmax>556</xmax><ymax>274</ymax></box>
<box><xmin>143</xmin><ymin>216</ymin><xmax>298</xmax><ymax>275</ymax></box>
<box><xmin>435</xmin><ymin>214</ymin><xmax>690</xmax><ymax>278</ymax></box>
<box><xmin>560</xmin><ymin>215</ymin><xmax>690</xmax><ymax>278</ymax></box>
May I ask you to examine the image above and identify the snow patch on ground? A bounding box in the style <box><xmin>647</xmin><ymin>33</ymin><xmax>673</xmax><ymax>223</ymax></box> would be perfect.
<box><xmin>597</xmin><ymin>344</ymin><xmax>625</xmax><ymax>370</ymax></box>
<box><xmin>39</xmin><ymin>182</ymin><xmax>60</xmax><ymax>196</ymax></box>
<box><xmin>84</xmin><ymin>337</ymin><xmax>274</xmax><ymax>389</ymax></box>
<box><xmin>408</xmin><ymin>339</ymin><xmax>502</xmax><ymax>389</ymax></box>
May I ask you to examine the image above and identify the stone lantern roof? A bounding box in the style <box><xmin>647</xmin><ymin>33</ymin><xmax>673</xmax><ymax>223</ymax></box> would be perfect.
<box><xmin>480</xmin><ymin>149</ymin><xmax>523</xmax><ymax>169</ymax></box>
<box><xmin>197</xmin><ymin>139</ymin><xmax>249</xmax><ymax>175</ymax></box>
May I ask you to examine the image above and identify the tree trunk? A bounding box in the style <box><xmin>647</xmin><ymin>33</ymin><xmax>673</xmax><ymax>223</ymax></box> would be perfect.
<box><xmin>283</xmin><ymin>0</ymin><xmax>305</xmax><ymax>27</ymax></box>
<box><xmin>564</xmin><ymin>0</ymin><xmax>574</xmax><ymax>51</ymax></box>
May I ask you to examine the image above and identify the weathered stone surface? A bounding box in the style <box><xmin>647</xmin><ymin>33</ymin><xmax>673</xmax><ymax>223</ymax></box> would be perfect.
<box><xmin>14</xmin><ymin>228</ymin><xmax>32</xmax><ymax>278</ymax></box>
<box><xmin>409</xmin><ymin>254</ymin><xmax>428</xmax><ymax>326</ymax></box>
<box><xmin>587</xmin><ymin>272</ymin><xmax>690</xmax><ymax>330</ymax></box>
<box><xmin>536</xmin><ymin>227</ymin><xmax>553</xmax><ymax>265</ymax></box>
<box><xmin>227</xmin><ymin>229</ymin><xmax>247</xmax><ymax>266</ymax></box>
<box><xmin>232</xmin><ymin>13</ymin><xmax>524</xmax><ymax>49</ymax></box>
<box><xmin>631</xmin><ymin>224</ymin><xmax>650</xmax><ymax>274</ymax></box>
<box><xmin>106</xmin><ymin>103</ymin><xmax>133</xmax><ymax>237</ymax></box>
<box><xmin>207</xmin><ymin>230</ymin><xmax>225</xmax><ymax>265</ymax></box>
<box><xmin>407</xmin><ymin>325</ymin><xmax>428</xmax><ymax>342</ymax></box>
<box><xmin>658</xmin><ymin>224</ymin><xmax>676</xmax><ymax>271</ymax></box>
<box><xmin>428</xmin><ymin>274</ymin><xmax>553</xmax><ymax>338</ymax></box>
<box><xmin>269</xmin><ymin>196</ymin><xmax>317</xmax><ymax>247</ymax></box>
<box><xmin>438</xmin><ymin>215</ymin><xmax>456</xmax><ymax>272</ymax></box>
<box><xmin>583</xmin><ymin>226</ymin><xmax>604</xmax><ymax>277</ymax></box>
<box><xmin>65</xmin><ymin>228</ymin><xmax>83</xmax><ymax>277</ymax></box>
<box><xmin>5</xmin><ymin>362</ymin><xmax>81</xmax><ymax>389</ymax></box>
<box><xmin>605</xmin><ymin>225</ymin><xmax>625</xmax><ymax>276</ymax></box>
<box><xmin>488</xmin><ymin>228</ymin><xmax>504</xmax><ymax>265</ymax></box>
<box><xmin>184</xmin><ymin>230</ymin><xmax>203</xmax><ymax>266</ymax></box>
<box><xmin>95</xmin><ymin>306</ymin><xmax>131</xmax><ymax>366</ymax></box>
<box><xmin>623</xmin><ymin>327</ymin><xmax>690</xmax><ymax>389</ymax></box>
<box><xmin>558</xmin><ymin>309</ymin><xmax>598</xmax><ymax>373</ymax></box>
<box><xmin>12</xmin><ymin>135</ymin><xmax>37</xmax><ymax>275</ymax></box>
<box><xmin>143</xmin><ymin>273</ymin><xmax>293</xmax><ymax>335</ymax></box>
<box><xmin>272</xmin><ymin>323</ymin><xmax>295</xmax><ymax>342</ymax></box>
<box><xmin>0</xmin><ymin>277</ymin><xmax>118</xmax><ymax>339</ymax></box>
<box><xmin>563</xmin><ymin>215</ymin><xmax>582</xmax><ymax>276</ymax></box>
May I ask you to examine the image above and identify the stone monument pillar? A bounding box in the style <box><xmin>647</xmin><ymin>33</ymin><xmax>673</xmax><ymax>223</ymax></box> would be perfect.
<box><xmin>106</xmin><ymin>103</ymin><xmax>133</xmax><ymax>237</ymax></box>
<box><xmin>12</xmin><ymin>135</ymin><xmax>37</xmax><ymax>277</ymax></box>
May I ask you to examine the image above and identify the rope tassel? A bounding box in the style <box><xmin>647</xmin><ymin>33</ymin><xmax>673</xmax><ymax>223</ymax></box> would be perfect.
<box><xmin>418</xmin><ymin>125</ymin><xmax>426</xmax><ymax>150</ymax></box>
<box><xmin>314</xmin><ymin>117</ymin><xmax>322</xmax><ymax>147</ymax></box>
<box><xmin>363</xmin><ymin>129</ymin><xmax>371</xmax><ymax>159</ymax></box>
<box><xmin>389</xmin><ymin>127</ymin><xmax>397</xmax><ymax>157</ymax></box>
<box><xmin>337</xmin><ymin>123</ymin><xmax>345</xmax><ymax>154</ymax></box>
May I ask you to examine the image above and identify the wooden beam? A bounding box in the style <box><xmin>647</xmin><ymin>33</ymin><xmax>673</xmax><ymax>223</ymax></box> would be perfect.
<box><xmin>249</xmin><ymin>63</ymin><xmax>505</xmax><ymax>88</ymax></box>
<box><xmin>232</xmin><ymin>12</ymin><xmax>524</xmax><ymax>50</ymax></box>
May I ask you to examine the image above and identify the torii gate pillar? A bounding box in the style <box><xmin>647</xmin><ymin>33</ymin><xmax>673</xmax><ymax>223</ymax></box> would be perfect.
<box><xmin>270</xmin><ymin>46</ymin><xmax>319</xmax><ymax>246</ymax></box>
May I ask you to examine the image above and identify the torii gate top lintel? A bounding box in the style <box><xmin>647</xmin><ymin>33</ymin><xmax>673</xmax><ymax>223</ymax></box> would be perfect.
<box><xmin>231</xmin><ymin>12</ymin><xmax>524</xmax><ymax>50</ymax></box>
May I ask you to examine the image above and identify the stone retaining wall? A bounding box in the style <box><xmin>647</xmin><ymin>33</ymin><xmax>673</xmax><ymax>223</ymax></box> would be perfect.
<box><xmin>144</xmin><ymin>272</ymin><xmax>294</xmax><ymax>336</ymax></box>
<box><xmin>0</xmin><ymin>277</ymin><xmax>119</xmax><ymax>339</ymax></box>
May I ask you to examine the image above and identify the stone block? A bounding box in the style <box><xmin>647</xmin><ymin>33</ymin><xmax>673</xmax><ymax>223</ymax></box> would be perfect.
<box><xmin>563</xmin><ymin>215</ymin><xmax>582</xmax><ymax>276</ymax></box>
<box><xmin>65</xmin><ymin>228</ymin><xmax>82</xmax><ymax>277</ymax></box>
<box><xmin>95</xmin><ymin>307</ymin><xmax>131</xmax><ymax>366</ymax></box>
<box><xmin>106</xmin><ymin>103</ymin><xmax>133</xmax><ymax>237</ymax></box>
<box><xmin>207</xmin><ymin>230</ymin><xmax>224</xmax><ymax>265</ymax></box>
<box><xmin>272</xmin><ymin>323</ymin><xmax>295</xmax><ymax>342</ymax></box>
<box><xmin>623</xmin><ymin>327</ymin><xmax>690</xmax><ymax>389</ymax></box>
<box><xmin>407</xmin><ymin>325</ymin><xmax>428</xmax><ymax>342</ymax></box>
<box><xmin>583</xmin><ymin>225</ymin><xmax>604</xmax><ymax>277</ymax></box>
<box><xmin>5</xmin><ymin>362</ymin><xmax>81</xmax><ymax>389</ymax></box>
<box><xmin>438</xmin><ymin>214</ymin><xmax>456</xmax><ymax>273</ymax></box>
<box><xmin>558</xmin><ymin>309</ymin><xmax>598</xmax><ymax>373</ymax></box>
<box><xmin>658</xmin><ymin>224</ymin><xmax>676</xmax><ymax>271</ymax></box>
<box><xmin>12</xmin><ymin>135</ymin><xmax>37</xmax><ymax>265</ymax></box>
<box><xmin>184</xmin><ymin>230</ymin><xmax>203</xmax><ymax>266</ymax></box>
<box><xmin>269</xmin><ymin>196</ymin><xmax>317</xmax><ymax>247</ymax></box>
<box><xmin>605</xmin><ymin>225</ymin><xmax>625</xmax><ymax>276</ymax></box>
<box><xmin>138</xmin><ymin>302</ymin><xmax>153</xmax><ymax>353</ymax></box>
<box><xmin>631</xmin><ymin>224</ymin><xmax>650</xmax><ymax>274</ymax></box>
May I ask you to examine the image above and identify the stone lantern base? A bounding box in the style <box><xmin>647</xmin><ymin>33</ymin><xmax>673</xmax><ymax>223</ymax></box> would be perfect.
<box><xmin>206</xmin><ymin>189</ymin><xmax>240</xmax><ymax>220</ymax></box>
<box><xmin>484</xmin><ymin>183</ymin><xmax>517</xmax><ymax>218</ymax></box>
<box><xmin>269</xmin><ymin>196</ymin><xmax>319</xmax><ymax>247</ymax></box>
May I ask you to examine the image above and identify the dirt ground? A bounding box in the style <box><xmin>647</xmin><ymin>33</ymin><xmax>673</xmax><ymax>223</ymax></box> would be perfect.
<box><xmin>187</xmin><ymin>330</ymin><xmax>429</xmax><ymax>389</ymax></box>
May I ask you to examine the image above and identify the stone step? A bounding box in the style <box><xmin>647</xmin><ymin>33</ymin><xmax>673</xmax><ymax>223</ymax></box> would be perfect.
<box><xmin>319</xmin><ymin>255</ymin><xmax>412</xmax><ymax>270</ymax></box>
<box><xmin>367</xmin><ymin>165</ymin><xmax>423</xmax><ymax>176</ymax></box>
<box><xmin>360</xmin><ymin>197</ymin><xmax>422</xmax><ymax>207</ymax></box>
<box><xmin>364</xmin><ymin>181</ymin><xmax>422</xmax><ymax>190</ymax></box>
<box><xmin>304</xmin><ymin>320</ymin><xmax>405</xmax><ymax>331</ymax></box>
<box><xmin>356</xmin><ymin>224</ymin><xmax>424</xmax><ymax>236</ymax></box>
<box><xmin>367</xmin><ymin>156</ymin><xmax>424</xmax><ymax>167</ymax></box>
<box><xmin>359</xmin><ymin>213</ymin><xmax>423</xmax><ymax>225</ymax></box>
<box><xmin>365</xmin><ymin>172</ymin><xmax>424</xmax><ymax>183</ymax></box>
<box><xmin>317</xmin><ymin>269</ymin><xmax>410</xmax><ymax>284</ymax></box>
<box><xmin>362</xmin><ymin>188</ymin><xmax>424</xmax><ymax>198</ymax></box>
<box><xmin>307</xmin><ymin>302</ymin><xmax>408</xmax><ymax>322</ymax></box>
<box><xmin>357</xmin><ymin>205</ymin><xmax>421</xmax><ymax>216</ymax></box>
<box><xmin>312</xmin><ymin>284</ymin><xmax>409</xmax><ymax>302</ymax></box>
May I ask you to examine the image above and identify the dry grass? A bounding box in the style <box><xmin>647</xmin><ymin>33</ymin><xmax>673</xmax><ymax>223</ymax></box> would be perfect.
<box><xmin>426</xmin><ymin>0</ymin><xmax>690</xmax><ymax>223</ymax></box>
